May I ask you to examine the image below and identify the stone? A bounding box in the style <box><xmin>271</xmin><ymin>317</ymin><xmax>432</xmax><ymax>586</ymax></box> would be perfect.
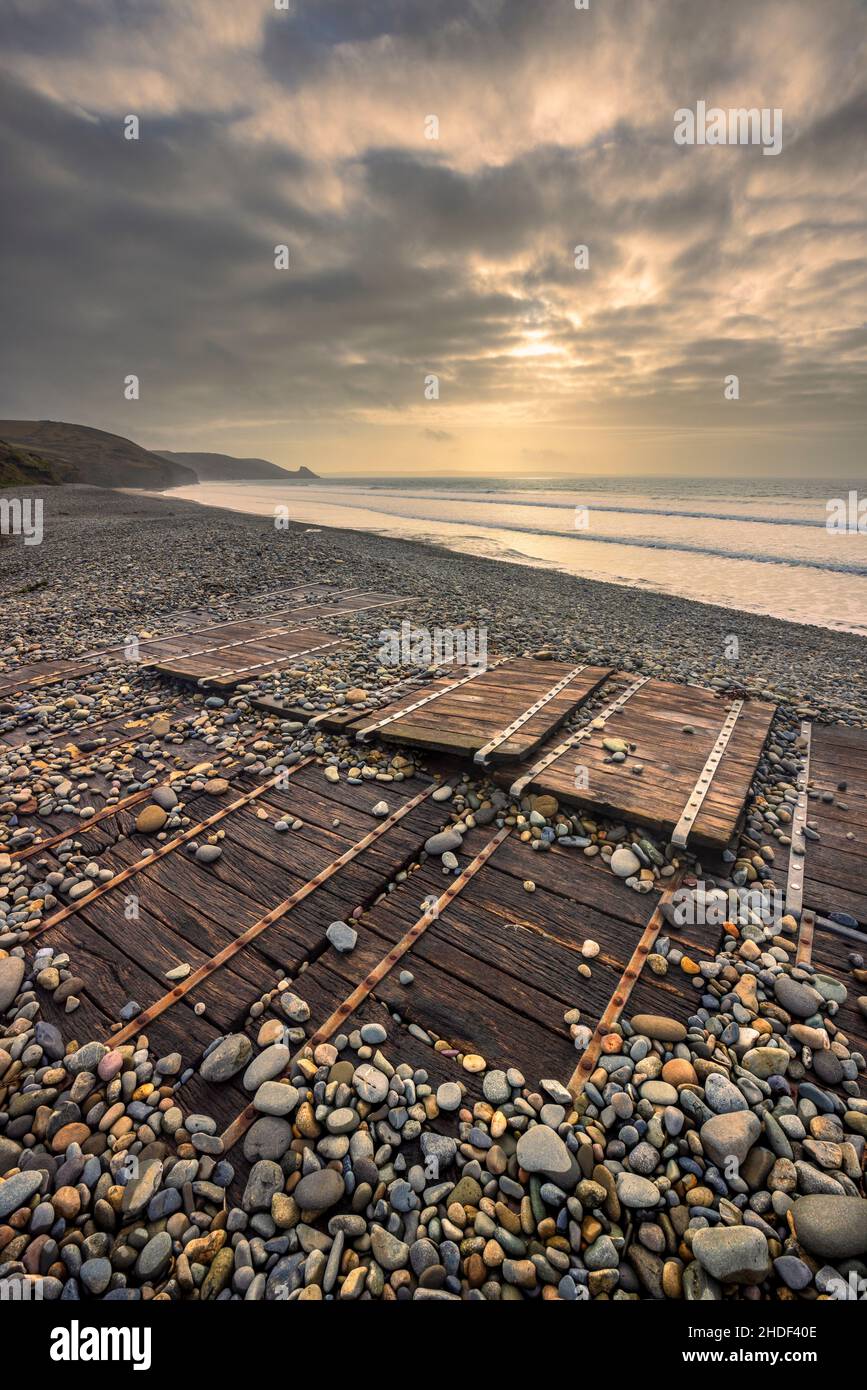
<box><xmin>242</xmin><ymin>1117</ymin><xmax>293</xmax><ymax>1162</ymax></box>
<box><xmin>742</xmin><ymin>1047</ymin><xmax>790</xmax><ymax>1079</ymax></box>
<box><xmin>700</xmin><ymin>1111</ymin><xmax>761</xmax><ymax>1168</ymax></box>
<box><xmin>370</xmin><ymin>1225</ymin><xmax>410</xmax><ymax>1271</ymax></box>
<box><xmin>704</xmin><ymin>1074</ymin><xmax>748</xmax><ymax>1114</ymax></box>
<box><xmin>0</xmin><ymin>955</ymin><xmax>25</xmax><ymax>1012</ymax></box>
<box><xmin>630</xmin><ymin>1014</ymin><xmax>687</xmax><ymax>1043</ymax></box>
<box><xmin>692</xmin><ymin>1227</ymin><xmax>770</xmax><ymax>1284</ymax></box>
<box><xmin>640</xmin><ymin>1080</ymin><xmax>678</xmax><ymax>1106</ymax></box>
<box><xmin>326</xmin><ymin>920</ymin><xmax>358</xmax><ymax>953</ymax></box>
<box><xmin>791</xmin><ymin>1196</ymin><xmax>867</xmax><ymax>1259</ymax></box>
<box><xmin>201</xmin><ymin>1033</ymin><xmax>253</xmax><ymax>1083</ymax></box>
<box><xmin>295</xmin><ymin>1169</ymin><xmax>345</xmax><ymax>1211</ymax></box>
<box><xmin>436</xmin><ymin>1082</ymin><xmax>462</xmax><ymax>1112</ymax></box>
<box><xmin>243</xmin><ymin>1043</ymin><xmax>290</xmax><ymax>1092</ymax></box>
<box><xmin>253</xmin><ymin>1081</ymin><xmax>299</xmax><ymax>1116</ymax></box>
<box><xmin>0</xmin><ymin>1170</ymin><xmax>43</xmax><ymax>1220</ymax></box>
<box><xmin>616</xmin><ymin>1173</ymin><xmax>661</xmax><ymax>1208</ymax></box>
<box><xmin>774</xmin><ymin>975</ymin><xmax>823</xmax><ymax>1018</ymax></box>
<box><xmin>135</xmin><ymin>805</ymin><xmax>167</xmax><ymax>834</ymax></box>
<box><xmin>610</xmin><ymin>846</ymin><xmax>641</xmax><ymax>878</ymax></box>
<box><xmin>482</xmin><ymin>1070</ymin><xmax>511</xmax><ymax>1106</ymax></box>
<box><xmin>354</xmin><ymin>1064</ymin><xmax>389</xmax><ymax>1104</ymax></box>
<box><xmin>280</xmin><ymin>993</ymin><xmax>310</xmax><ymax>1023</ymax></box>
<box><xmin>516</xmin><ymin>1125</ymin><xmax>575</xmax><ymax>1183</ymax></box>
<box><xmin>136</xmin><ymin>1231</ymin><xmax>173</xmax><ymax>1281</ymax></box>
<box><xmin>424</xmin><ymin>830</ymin><xmax>463</xmax><ymax>856</ymax></box>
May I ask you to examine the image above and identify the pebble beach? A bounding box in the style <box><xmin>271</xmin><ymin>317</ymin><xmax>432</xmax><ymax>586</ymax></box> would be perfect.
<box><xmin>1</xmin><ymin>484</ymin><xmax>866</xmax><ymax>1305</ymax></box>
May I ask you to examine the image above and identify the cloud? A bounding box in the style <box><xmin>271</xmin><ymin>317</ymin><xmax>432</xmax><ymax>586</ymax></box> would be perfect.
<box><xmin>0</xmin><ymin>0</ymin><xmax>864</xmax><ymax>475</ymax></box>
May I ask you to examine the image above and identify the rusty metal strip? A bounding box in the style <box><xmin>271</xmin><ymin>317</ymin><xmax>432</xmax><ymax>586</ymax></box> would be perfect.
<box><xmin>354</xmin><ymin>658</ymin><xmax>509</xmax><ymax>742</ymax></box>
<box><xmin>219</xmin><ymin>823</ymin><xmax>511</xmax><ymax>1151</ymax></box>
<box><xmin>509</xmin><ymin>675</ymin><xmax>650</xmax><ymax>799</ymax></box>
<box><xmin>795</xmin><ymin>908</ymin><xmax>815</xmax><ymax>966</ymax></box>
<box><xmin>25</xmin><ymin>758</ymin><xmax>314</xmax><ymax>939</ymax></box>
<box><xmin>566</xmin><ymin>875</ymin><xmax>684</xmax><ymax>1100</ymax></box>
<box><xmin>107</xmin><ymin>781</ymin><xmax>442</xmax><ymax>1046</ymax></box>
<box><xmin>670</xmin><ymin>699</ymin><xmax>744</xmax><ymax>848</ymax></box>
<box><xmin>198</xmin><ymin>638</ymin><xmax>346</xmax><ymax>687</ymax></box>
<box><xmin>474</xmin><ymin>664</ymin><xmax>587</xmax><ymax>765</ymax></box>
<box><xmin>786</xmin><ymin>719</ymin><xmax>813</xmax><ymax>920</ymax></box>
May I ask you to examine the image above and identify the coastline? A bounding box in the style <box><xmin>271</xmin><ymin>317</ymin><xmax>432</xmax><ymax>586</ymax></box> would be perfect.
<box><xmin>159</xmin><ymin>478</ymin><xmax>867</xmax><ymax>638</ymax></box>
<box><xmin>3</xmin><ymin>483</ymin><xmax>866</xmax><ymax>725</ymax></box>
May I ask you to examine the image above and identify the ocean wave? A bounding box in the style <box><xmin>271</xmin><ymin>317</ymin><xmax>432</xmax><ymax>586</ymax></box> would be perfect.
<box><xmin>313</xmin><ymin>486</ymin><xmax>831</xmax><ymax>529</ymax></box>
<box><xmin>301</xmin><ymin>497</ymin><xmax>867</xmax><ymax>575</ymax></box>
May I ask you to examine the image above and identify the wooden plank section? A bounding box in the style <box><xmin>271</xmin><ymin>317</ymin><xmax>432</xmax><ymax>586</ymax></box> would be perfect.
<box><xmin>25</xmin><ymin>759</ymin><xmax>315</xmax><ymax>938</ymax></box>
<box><xmin>0</xmin><ymin>657</ymin><xmax>100</xmax><ymax>697</ymax></box>
<box><xmin>0</xmin><ymin>589</ymin><xmax>402</xmax><ymax>698</ymax></box>
<box><xmin>153</xmin><ymin>626</ymin><xmax>346</xmax><ymax>686</ymax></box>
<box><xmin>218</xmin><ymin>823</ymin><xmax>512</xmax><ymax>1151</ymax></box>
<box><xmin>30</xmin><ymin>767</ymin><xmax>447</xmax><ymax>1068</ymax></box>
<box><xmin>0</xmin><ymin>587</ymin><xmax>341</xmax><ymax>696</ymax></box>
<box><xmin>216</xmin><ymin>816</ymin><xmax>699</xmax><ymax>1155</ymax></box>
<box><xmin>7</xmin><ymin>737</ymin><xmax>242</xmax><ymax>860</ymax></box>
<box><xmin>796</xmin><ymin>921</ymin><xmax>867</xmax><ymax>1100</ymax></box>
<box><xmin>503</xmin><ymin>679</ymin><xmax>776</xmax><ymax>850</ymax></box>
<box><xmin>508</xmin><ymin>673</ymin><xmax>649</xmax><ymax>797</ymax></box>
<box><xmin>566</xmin><ymin>877</ymin><xmax>683</xmax><ymax>1099</ymax></box>
<box><xmin>250</xmin><ymin>659</ymin><xmax>468</xmax><ymax>730</ymax></box>
<box><xmin>106</xmin><ymin>781</ymin><xmax>442</xmax><ymax>1045</ymax></box>
<box><xmin>801</xmin><ymin>723</ymin><xmax>867</xmax><ymax>926</ymax></box>
<box><xmin>354</xmin><ymin>658</ymin><xmax>611</xmax><ymax>762</ymax></box>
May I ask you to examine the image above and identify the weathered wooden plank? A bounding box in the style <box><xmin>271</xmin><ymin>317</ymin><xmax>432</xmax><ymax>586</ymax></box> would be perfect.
<box><xmin>359</xmin><ymin>659</ymin><xmax>610</xmax><ymax>763</ymax></box>
<box><xmin>502</xmin><ymin>681</ymin><xmax>775</xmax><ymax>850</ymax></box>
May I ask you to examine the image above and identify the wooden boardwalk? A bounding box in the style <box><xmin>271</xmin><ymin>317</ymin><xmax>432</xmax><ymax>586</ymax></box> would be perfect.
<box><xmin>28</xmin><ymin>764</ymin><xmax>447</xmax><ymax>1065</ymax></box>
<box><xmin>12</xmin><ymin>650</ymin><xmax>866</xmax><ymax>1199</ymax></box>
<box><xmin>346</xmin><ymin>658</ymin><xmax>611</xmax><ymax>762</ymax></box>
<box><xmin>0</xmin><ymin>586</ymin><xmax>402</xmax><ymax>697</ymax></box>
<box><xmin>803</xmin><ymin>724</ymin><xmax>867</xmax><ymax>926</ymax></box>
<box><xmin>150</xmin><ymin>591</ymin><xmax>408</xmax><ymax>687</ymax></box>
<box><xmin>501</xmin><ymin>676</ymin><xmax>776</xmax><ymax>850</ymax></box>
<box><xmin>2</xmin><ymin>711</ymin><xmax>239</xmax><ymax>857</ymax></box>
<box><xmin>23</xmin><ymin>749</ymin><xmax>866</xmax><ymax>1200</ymax></box>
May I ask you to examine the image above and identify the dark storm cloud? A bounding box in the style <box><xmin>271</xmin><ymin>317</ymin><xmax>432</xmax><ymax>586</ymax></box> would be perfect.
<box><xmin>0</xmin><ymin>0</ymin><xmax>864</xmax><ymax>472</ymax></box>
<box><xmin>262</xmin><ymin>0</ymin><xmax>539</xmax><ymax>88</ymax></box>
<box><xmin>0</xmin><ymin>0</ymin><xmax>165</xmax><ymax>55</ymax></box>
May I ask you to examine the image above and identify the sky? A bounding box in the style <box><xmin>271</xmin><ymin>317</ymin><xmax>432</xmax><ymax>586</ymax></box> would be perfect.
<box><xmin>0</xmin><ymin>0</ymin><xmax>865</xmax><ymax>478</ymax></box>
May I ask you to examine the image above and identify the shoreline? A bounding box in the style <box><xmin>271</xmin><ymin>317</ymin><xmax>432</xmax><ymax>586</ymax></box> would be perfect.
<box><xmin>2</xmin><ymin>484</ymin><xmax>866</xmax><ymax>726</ymax></box>
<box><xmin>157</xmin><ymin>479</ymin><xmax>867</xmax><ymax>639</ymax></box>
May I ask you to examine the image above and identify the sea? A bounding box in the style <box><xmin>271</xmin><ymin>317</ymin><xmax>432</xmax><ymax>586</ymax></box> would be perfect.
<box><xmin>166</xmin><ymin>475</ymin><xmax>867</xmax><ymax>636</ymax></box>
